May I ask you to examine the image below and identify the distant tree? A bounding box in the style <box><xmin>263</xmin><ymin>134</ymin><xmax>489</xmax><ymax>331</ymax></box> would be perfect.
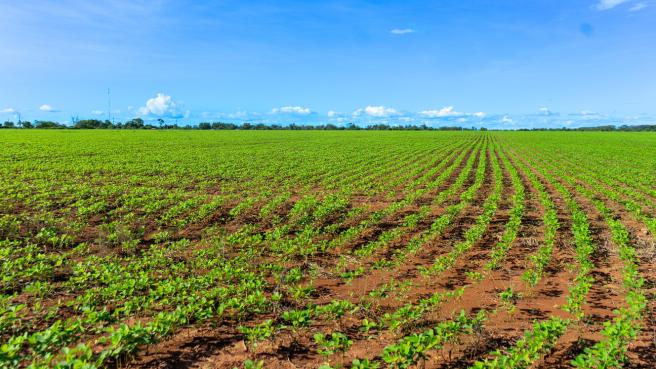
<box><xmin>2</xmin><ymin>121</ymin><xmax>15</xmax><ymax>128</ymax></box>
<box><xmin>75</xmin><ymin>119</ymin><xmax>104</xmax><ymax>129</ymax></box>
<box><xmin>124</xmin><ymin>118</ymin><xmax>145</xmax><ymax>129</ymax></box>
<box><xmin>34</xmin><ymin>120</ymin><xmax>65</xmax><ymax>128</ymax></box>
<box><xmin>211</xmin><ymin>122</ymin><xmax>236</xmax><ymax>130</ymax></box>
<box><xmin>157</xmin><ymin>118</ymin><xmax>164</xmax><ymax>128</ymax></box>
<box><xmin>198</xmin><ymin>122</ymin><xmax>211</xmax><ymax>130</ymax></box>
<box><xmin>20</xmin><ymin>121</ymin><xmax>33</xmax><ymax>129</ymax></box>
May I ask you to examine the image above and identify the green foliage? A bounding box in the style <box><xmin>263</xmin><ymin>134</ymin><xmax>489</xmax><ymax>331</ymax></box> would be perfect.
<box><xmin>313</xmin><ymin>332</ymin><xmax>352</xmax><ymax>356</ymax></box>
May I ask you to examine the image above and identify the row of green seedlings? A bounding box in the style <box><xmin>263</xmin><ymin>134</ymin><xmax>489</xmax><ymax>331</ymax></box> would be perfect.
<box><xmin>268</xmin><ymin>139</ymin><xmax>474</xmax><ymax>262</ymax></box>
<box><xmin>236</xmin><ymin>146</ymin><xmax>516</xmax><ymax>367</ymax></box>
<box><xmin>519</xmin><ymin>146</ymin><xmax>656</xmax><ymax>237</ymax></box>
<box><xmin>151</xmin><ymin>141</ymin><xmax>418</xmax><ymax>233</ymax></box>
<box><xmin>365</xmin><ymin>141</ymin><xmax>471</xmax><ymax>196</ymax></box>
<box><xmin>520</xmin><ymin>153</ymin><xmax>596</xmax><ymax>320</ymax></box>
<box><xmin>0</xmin><ymin>138</ymin><xmax>474</xmax><ymax>366</ymax></box>
<box><xmin>530</xmin><ymin>142</ymin><xmax>656</xmax><ymax>209</ymax></box>
<box><xmin>151</xmin><ymin>142</ymin><xmax>455</xmax><ymax>248</ymax></box>
<box><xmin>321</xmin><ymin>144</ymin><xmax>426</xmax><ymax>191</ymax></box>
<box><xmin>332</xmin><ymin>140</ymin><xmax>467</xmax><ymax>195</ymax></box>
<box><xmin>371</xmin><ymin>139</ymin><xmax>488</xmax><ymax>269</ymax></box>
<box><xmin>29</xmin><ymin>139</ymin><xmax>466</xmax><ymax>366</ymax></box>
<box><xmin>351</xmin><ymin>283</ymin><xmax>527</xmax><ymax>369</ymax></box>
<box><xmin>87</xmin><ymin>144</ymin><xmax>476</xmax><ymax>368</ymax></box>
<box><xmin>366</xmin><ymin>144</ymin><xmax>530</xmax><ymax>359</ymax></box>
<box><xmin>310</xmin><ymin>309</ymin><xmax>488</xmax><ymax>369</ymax></box>
<box><xmin>244</xmin><ymin>310</ymin><xmax>487</xmax><ymax>369</ymax></box>
<box><xmin>7</xmin><ymin>204</ymin><xmax>338</xmax><ymax>366</ymax></box>
<box><xmin>464</xmin><ymin>149</ymin><xmax>599</xmax><ymax>369</ymax></box>
<box><xmin>327</xmin><ymin>141</ymin><xmax>478</xmax><ymax>279</ymax></box>
<box><xmin>518</xmin><ymin>148</ymin><xmax>649</xmax><ymax>367</ymax></box>
<box><xmin>166</xmin><ymin>138</ymin><xmax>474</xmax><ymax>301</ymax></box>
<box><xmin>326</xmin><ymin>144</ymin><xmax>516</xmax><ymax>368</ymax></box>
<box><xmin>419</xmin><ymin>141</ymin><xmax>501</xmax><ymax>276</ymax></box>
<box><xmin>570</xmin><ymin>199</ymin><xmax>647</xmax><ymax>367</ymax></box>
<box><xmin>56</xmin><ymin>192</ymin><xmax>348</xmax><ymax>318</ymax></box>
<box><xmin>3</xmin><ymin>197</ymin><xmax>357</xmax><ymax>367</ymax></box>
<box><xmin>213</xmin><ymin>139</ymin><xmax>495</xmax><ymax>368</ymax></box>
<box><xmin>238</xmin><ymin>287</ymin><xmax>467</xmax><ymax>362</ymax></box>
<box><xmin>3</xmin><ymin>141</ymin><xmax>466</xmax><ymax>302</ymax></box>
<box><xmin>342</xmin><ymin>145</ymin><xmax>534</xmax><ymax>367</ymax></box>
<box><xmin>338</xmin><ymin>140</ymin><xmax>483</xmax><ymax>279</ymax></box>
<box><xmin>2</xmin><ymin>245</ymin><xmax>272</xmax><ymax>368</ymax></box>
<box><xmin>483</xmin><ymin>145</ymin><xmax>525</xmax><ymax>270</ymax></box>
<box><xmin>509</xmin><ymin>154</ymin><xmax>560</xmax><ymax>288</ymax></box>
<box><xmin>182</xmin><ymin>143</ymin><xmax>474</xmax><ymax>344</ymax></box>
<box><xmin>0</xmin><ymin>184</ymin><xmax>285</xmax><ymax>299</ymax></box>
<box><xmin>351</xmin><ymin>139</ymin><xmax>488</xmax><ymax>279</ymax></box>
<box><xmin>298</xmin><ymin>148</ymin><xmax>532</xmax><ymax>368</ymax></box>
<box><xmin>0</xmin><ymin>137</ymin><xmax>472</xmax><ymax>360</ymax></box>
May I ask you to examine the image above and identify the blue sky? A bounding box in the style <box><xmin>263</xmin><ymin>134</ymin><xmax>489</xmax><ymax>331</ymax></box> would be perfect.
<box><xmin>1</xmin><ymin>0</ymin><xmax>655</xmax><ymax>128</ymax></box>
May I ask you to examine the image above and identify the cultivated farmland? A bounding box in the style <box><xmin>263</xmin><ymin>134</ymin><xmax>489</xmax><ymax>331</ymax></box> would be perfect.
<box><xmin>1</xmin><ymin>130</ymin><xmax>655</xmax><ymax>369</ymax></box>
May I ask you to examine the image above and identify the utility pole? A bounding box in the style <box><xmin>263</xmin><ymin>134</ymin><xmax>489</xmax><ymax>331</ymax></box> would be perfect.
<box><xmin>107</xmin><ymin>88</ymin><xmax>112</xmax><ymax>123</ymax></box>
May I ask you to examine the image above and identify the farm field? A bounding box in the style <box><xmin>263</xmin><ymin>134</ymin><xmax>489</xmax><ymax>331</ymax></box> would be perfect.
<box><xmin>1</xmin><ymin>130</ymin><xmax>655</xmax><ymax>369</ymax></box>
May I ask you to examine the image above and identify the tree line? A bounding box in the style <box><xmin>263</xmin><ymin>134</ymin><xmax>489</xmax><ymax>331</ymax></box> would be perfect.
<box><xmin>1</xmin><ymin>119</ymin><xmax>655</xmax><ymax>131</ymax></box>
<box><xmin>0</xmin><ymin>118</ymin><xmax>480</xmax><ymax>131</ymax></box>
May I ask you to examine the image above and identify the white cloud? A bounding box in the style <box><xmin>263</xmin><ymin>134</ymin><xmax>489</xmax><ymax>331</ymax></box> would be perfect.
<box><xmin>355</xmin><ymin>105</ymin><xmax>399</xmax><ymax>117</ymax></box>
<box><xmin>420</xmin><ymin>106</ymin><xmax>463</xmax><ymax>117</ymax></box>
<box><xmin>1</xmin><ymin>107</ymin><xmax>15</xmax><ymax>114</ymax></box>
<box><xmin>595</xmin><ymin>0</ymin><xmax>631</xmax><ymax>10</ymax></box>
<box><xmin>39</xmin><ymin>104</ymin><xmax>60</xmax><ymax>112</ymax></box>
<box><xmin>390</xmin><ymin>28</ymin><xmax>415</xmax><ymax>35</ymax></box>
<box><xmin>139</xmin><ymin>93</ymin><xmax>183</xmax><ymax>117</ymax></box>
<box><xmin>91</xmin><ymin>110</ymin><xmax>103</xmax><ymax>115</ymax></box>
<box><xmin>327</xmin><ymin>110</ymin><xmax>337</xmax><ymax>117</ymax></box>
<box><xmin>271</xmin><ymin>106</ymin><xmax>312</xmax><ymax>115</ymax></box>
<box><xmin>629</xmin><ymin>2</ymin><xmax>647</xmax><ymax>11</ymax></box>
<box><xmin>500</xmin><ymin>115</ymin><xmax>513</xmax><ymax>124</ymax></box>
<box><xmin>472</xmin><ymin>112</ymin><xmax>486</xmax><ymax>118</ymax></box>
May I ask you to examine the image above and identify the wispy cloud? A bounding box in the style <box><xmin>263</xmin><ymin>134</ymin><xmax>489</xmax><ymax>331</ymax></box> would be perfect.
<box><xmin>629</xmin><ymin>2</ymin><xmax>647</xmax><ymax>11</ymax></box>
<box><xmin>271</xmin><ymin>106</ymin><xmax>312</xmax><ymax>115</ymax></box>
<box><xmin>500</xmin><ymin>115</ymin><xmax>514</xmax><ymax>124</ymax></box>
<box><xmin>354</xmin><ymin>105</ymin><xmax>399</xmax><ymax>117</ymax></box>
<box><xmin>420</xmin><ymin>106</ymin><xmax>486</xmax><ymax>118</ymax></box>
<box><xmin>420</xmin><ymin>106</ymin><xmax>462</xmax><ymax>118</ymax></box>
<box><xmin>1</xmin><ymin>107</ymin><xmax>15</xmax><ymax>114</ymax></box>
<box><xmin>595</xmin><ymin>0</ymin><xmax>631</xmax><ymax>10</ymax></box>
<box><xmin>390</xmin><ymin>28</ymin><xmax>415</xmax><ymax>35</ymax></box>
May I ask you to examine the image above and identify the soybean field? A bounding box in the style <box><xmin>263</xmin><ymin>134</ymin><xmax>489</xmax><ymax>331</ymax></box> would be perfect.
<box><xmin>1</xmin><ymin>130</ymin><xmax>655</xmax><ymax>369</ymax></box>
